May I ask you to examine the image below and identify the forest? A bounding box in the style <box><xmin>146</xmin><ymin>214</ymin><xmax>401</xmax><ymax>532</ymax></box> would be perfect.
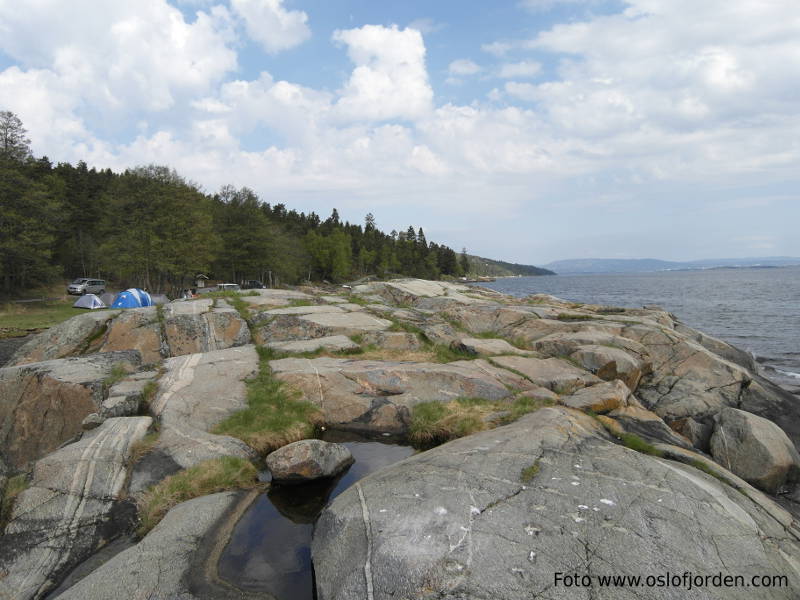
<box><xmin>1</xmin><ymin>111</ymin><xmax>472</xmax><ymax>296</ymax></box>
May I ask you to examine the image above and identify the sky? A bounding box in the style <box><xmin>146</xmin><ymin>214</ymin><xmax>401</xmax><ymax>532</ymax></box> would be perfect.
<box><xmin>1</xmin><ymin>0</ymin><xmax>799</xmax><ymax>265</ymax></box>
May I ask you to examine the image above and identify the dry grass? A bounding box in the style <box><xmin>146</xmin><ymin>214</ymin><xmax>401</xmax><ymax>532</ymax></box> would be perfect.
<box><xmin>137</xmin><ymin>456</ymin><xmax>259</xmax><ymax>536</ymax></box>
<box><xmin>409</xmin><ymin>395</ymin><xmax>554</xmax><ymax>448</ymax></box>
<box><xmin>128</xmin><ymin>431</ymin><xmax>161</xmax><ymax>465</ymax></box>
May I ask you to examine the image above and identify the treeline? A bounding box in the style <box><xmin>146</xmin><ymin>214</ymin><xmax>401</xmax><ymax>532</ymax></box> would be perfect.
<box><xmin>1</xmin><ymin>112</ymin><xmax>469</xmax><ymax>295</ymax></box>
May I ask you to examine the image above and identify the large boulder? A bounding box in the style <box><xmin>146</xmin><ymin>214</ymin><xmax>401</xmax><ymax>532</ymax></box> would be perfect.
<box><xmin>94</xmin><ymin>307</ymin><xmax>164</xmax><ymax>364</ymax></box>
<box><xmin>0</xmin><ymin>417</ymin><xmax>152</xmax><ymax>600</ymax></box>
<box><xmin>710</xmin><ymin>407</ymin><xmax>800</xmax><ymax>494</ymax></box>
<box><xmin>266</xmin><ymin>439</ymin><xmax>354</xmax><ymax>484</ymax></box>
<box><xmin>0</xmin><ymin>351</ymin><xmax>142</xmax><ymax>470</ymax></box>
<box><xmin>270</xmin><ymin>357</ymin><xmax>535</xmax><ymax>433</ymax></box>
<box><xmin>560</xmin><ymin>379</ymin><xmax>633</xmax><ymax>413</ymax></box>
<box><xmin>313</xmin><ymin>407</ymin><xmax>800</xmax><ymax>600</ymax></box>
<box><xmin>453</xmin><ymin>337</ymin><xmax>535</xmax><ymax>357</ymax></box>
<box><xmin>8</xmin><ymin>310</ymin><xmax>120</xmax><ymax>366</ymax></box>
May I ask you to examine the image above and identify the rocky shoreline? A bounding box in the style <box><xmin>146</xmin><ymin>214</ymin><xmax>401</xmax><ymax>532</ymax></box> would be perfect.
<box><xmin>2</xmin><ymin>278</ymin><xmax>800</xmax><ymax>599</ymax></box>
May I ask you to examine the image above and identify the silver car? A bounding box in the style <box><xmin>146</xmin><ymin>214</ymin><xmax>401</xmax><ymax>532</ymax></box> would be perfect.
<box><xmin>67</xmin><ymin>278</ymin><xmax>106</xmax><ymax>295</ymax></box>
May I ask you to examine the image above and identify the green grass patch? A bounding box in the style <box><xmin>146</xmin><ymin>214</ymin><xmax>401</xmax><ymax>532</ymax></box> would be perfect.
<box><xmin>0</xmin><ymin>300</ymin><xmax>94</xmax><ymax>338</ymax></box>
<box><xmin>212</xmin><ymin>346</ymin><xmax>322</xmax><ymax>453</ymax></box>
<box><xmin>137</xmin><ymin>456</ymin><xmax>259</xmax><ymax>536</ymax></box>
<box><xmin>345</xmin><ymin>295</ymin><xmax>370</xmax><ymax>306</ymax></box>
<box><xmin>432</xmin><ymin>343</ymin><xmax>476</xmax><ymax>363</ymax></box>
<box><xmin>520</xmin><ymin>460</ymin><xmax>540</xmax><ymax>484</ymax></box>
<box><xmin>141</xmin><ymin>380</ymin><xmax>158</xmax><ymax>410</ymax></box>
<box><xmin>349</xmin><ymin>333</ymin><xmax>364</xmax><ymax>344</ymax></box>
<box><xmin>556</xmin><ymin>313</ymin><xmax>593</xmax><ymax>321</ymax></box>
<box><xmin>103</xmin><ymin>363</ymin><xmax>130</xmax><ymax>389</ymax></box>
<box><xmin>618</xmin><ymin>433</ymin><xmax>664</xmax><ymax>457</ymax></box>
<box><xmin>1</xmin><ymin>474</ymin><xmax>29</xmax><ymax>530</ymax></box>
<box><xmin>408</xmin><ymin>395</ymin><xmax>554</xmax><ymax>448</ymax></box>
<box><xmin>596</xmin><ymin>307</ymin><xmax>626</xmax><ymax>315</ymax></box>
<box><xmin>288</xmin><ymin>299</ymin><xmax>315</xmax><ymax>308</ymax></box>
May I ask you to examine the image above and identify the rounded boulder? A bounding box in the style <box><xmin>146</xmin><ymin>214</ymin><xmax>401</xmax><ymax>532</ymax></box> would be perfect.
<box><xmin>266</xmin><ymin>439</ymin><xmax>353</xmax><ymax>484</ymax></box>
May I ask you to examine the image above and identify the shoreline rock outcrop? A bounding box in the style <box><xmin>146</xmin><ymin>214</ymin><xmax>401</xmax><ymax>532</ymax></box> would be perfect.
<box><xmin>2</xmin><ymin>278</ymin><xmax>800</xmax><ymax>599</ymax></box>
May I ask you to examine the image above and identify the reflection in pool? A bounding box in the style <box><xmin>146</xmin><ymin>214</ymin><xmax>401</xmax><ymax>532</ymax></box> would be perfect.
<box><xmin>217</xmin><ymin>431</ymin><xmax>415</xmax><ymax>598</ymax></box>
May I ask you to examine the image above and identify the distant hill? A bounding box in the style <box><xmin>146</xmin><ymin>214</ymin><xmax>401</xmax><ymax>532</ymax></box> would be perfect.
<box><xmin>544</xmin><ymin>257</ymin><xmax>800</xmax><ymax>274</ymax></box>
<box><xmin>468</xmin><ymin>255</ymin><xmax>555</xmax><ymax>277</ymax></box>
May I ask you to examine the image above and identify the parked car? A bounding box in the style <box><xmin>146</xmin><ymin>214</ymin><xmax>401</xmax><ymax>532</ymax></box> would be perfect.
<box><xmin>241</xmin><ymin>280</ymin><xmax>266</xmax><ymax>289</ymax></box>
<box><xmin>216</xmin><ymin>283</ymin><xmax>241</xmax><ymax>292</ymax></box>
<box><xmin>67</xmin><ymin>278</ymin><xmax>106</xmax><ymax>295</ymax></box>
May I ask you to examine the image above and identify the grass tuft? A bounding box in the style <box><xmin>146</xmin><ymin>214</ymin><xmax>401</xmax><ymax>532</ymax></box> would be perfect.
<box><xmin>136</xmin><ymin>456</ymin><xmax>259</xmax><ymax>536</ymax></box>
<box><xmin>520</xmin><ymin>460</ymin><xmax>541</xmax><ymax>484</ymax></box>
<box><xmin>432</xmin><ymin>343</ymin><xmax>476</xmax><ymax>363</ymax></box>
<box><xmin>128</xmin><ymin>431</ymin><xmax>160</xmax><ymax>465</ymax></box>
<box><xmin>1</xmin><ymin>474</ymin><xmax>29</xmax><ymax>530</ymax></box>
<box><xmin>103</xmin><ymin>363</ymin><xmax>129</xmax><ymax>389</ymax></box>
<box><xmin>556</xmin><ymin>313</ymin><xmax>593</xmax><ymax>321</ymax></box>
<box><xmin>618</xmin><ymin>432</ymin><xmax>664</xmax><ymax>457</ymax></box>
<box><xmin>408</xmin><ymin>395</ymin><xmax>554</xmax><ymax>448</ymax></box>
<box><xmin>211</xmin><ymin>346</ymin><xmax>322</xmax><ymax>453</ymax></box>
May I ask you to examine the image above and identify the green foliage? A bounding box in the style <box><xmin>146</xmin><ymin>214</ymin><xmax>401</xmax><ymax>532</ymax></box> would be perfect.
<box><xmin>1</xmin><ymin>474</ymin><xmax>29</xmax><ymax>530</ymax></box>
<box><xmin>556</xmin><ymin>313</ymin><xmax>593</xmax><ymax>321</ymax></box>
<box><xmin>103</xmin><ymin>363</ymin><xmax>129</xmax><ymax>388</ymax></box>
<box><xmin>409</xmin><ymin>394</ymin><xmax>553</xmax><ymax>448</ymax></box>
<box><xmin>0</xmin><ymin>300</ymin><xmax>89</xmax><ymax>337</ymax></box>
<box><xmin>212</xmin><ymin>346</ymin><xmax>322</xmax><ymax>453</ymax></box>
<box><xmin>432</xmin><ymin>344</ymin><xmax>476</xmax><ymax>363</ymax></box>
<box><xmin>618</xmin><ymin>433</ymin><xmax>664</xmax><ymax>457</ymax></box>
<box><xmin>137</xmin><ymin>456</ymin><xmax>258</xmax><ymax>535</ymax></box>
<box><xmin>520</xmin><ymin>460</ymin><xmax>541</xmax><ymax>484</ymax></box>
<box><xmin>0</xmin><ymin>112</ymin><xmax>471</xmax><ymax>295</ymax></box>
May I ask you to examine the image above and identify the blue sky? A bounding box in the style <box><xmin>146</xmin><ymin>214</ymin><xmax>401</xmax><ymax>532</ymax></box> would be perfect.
<box><xmin>1</xmin><ymin>0</ymin><xmax>799</xmax><ymax>265</ymax></box>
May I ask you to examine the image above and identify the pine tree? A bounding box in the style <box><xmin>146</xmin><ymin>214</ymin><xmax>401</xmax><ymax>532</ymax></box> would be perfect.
<box><xmin>0</xmin><ymin>111</ymin><xmax>31</xmax><ymax>162</ymax></box>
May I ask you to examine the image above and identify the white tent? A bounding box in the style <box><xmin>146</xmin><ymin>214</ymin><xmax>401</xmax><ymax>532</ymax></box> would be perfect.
<box><xmin>73</xmin><ymin>294</ymin><xmax>106</xmax><ymax>310</ymax></box>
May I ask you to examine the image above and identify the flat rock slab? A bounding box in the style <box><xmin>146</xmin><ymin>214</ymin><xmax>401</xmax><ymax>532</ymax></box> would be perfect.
<box><xmin>55</xmin><ymin>492</ymin><xmax>255</xmax><ymax>600</ymax></box>
<box><xmin>0</xmin><ymin>417</ymin><xmax>152</xmax><ymax>600</ymax></box>
<box><xmin>250</xmin><ymin>289</ymin><xmax>314</xmax><ymax>301</ymax></box>
<box><xmin>560</xmin><ymin>380</ymin><xmax>632</xmax><ymax>413</ymax></box>
<box><xmin>264</xmin><ymin>305</ymin><xmax>346</xmax><ymax>316</ymax></box>
<box><xmin>268</xmin><ymin>335</ymin><xmax>359</xmax><ymax>354</ymax></box>
<box><xmin>0</xmin><ymin>351</ymin><xmax>142</xmax><ymax>470</ymax></box>
<box><xmin>266</xmin><ymin>439</ymin><xmax>354</xmax><ymax>483</ymax></box>
<box><xmin>313</xmin><ymin>407</ymin><xmax>800</xmax><ymax>600</ymax></box>
<box><xmin>150</xmin><ymin>346</ymin><xmax>259</xmax><ymax>469</ymax></box>
<box><xmin>8</xmin><ymin>310</ymin><xmax>120</xmax><ymax>366</ymax></box>
<box><xmin>490</xmin><ymin>355</ymin><xmax>602</xmax><ymax>394</ymax></box>
<box><xmin>163</xmin><ymin>298</ymin><xmax>214</xmax><ymax>317</ymax></box>
<box><xmin>362</xmin><ymin>331</ymin><xmax>422</xmax><ymax>351</ymax></box>
<box><xmin>256</xmin><ymin>312</ymin><xmax>392</xmax><ymax>344</ymax></box>
<box><xmin>455</xmin><ymin>337</ymin><xmax>536</xmax><ymax>357</ymax></box>
<box><xmin>270</xmin><ymin>357</ymin><xmax>534</xmax><ymax>433</ymax></box>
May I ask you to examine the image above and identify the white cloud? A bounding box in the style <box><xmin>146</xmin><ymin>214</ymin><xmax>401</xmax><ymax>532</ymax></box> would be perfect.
<box><xmin>407</xmin><ymin>18</ymin><xmax>446</xmax><ymax>35</ymax></box>
<box><xmin>332</xmin><ymin>25</ymin><xmax>433</xmax><ymax>121</ymax></box>
<box><xmin>448</xmin><ymin>59</ymin><xmax>482</xmax><ymax>76</ymax></box>
<box><xmin>504</xmin><ymin>81</ymin><xmax>539</xmax><ymax>101</ymax></box>
<box><xmin>497</xmin><ymin>60</ymin><xmax>541</xmax><ymax>78</ymax></box>
<box><xmin>230</xmin><ymin>0</ymin><xmax>310</xmax><ymax>53</ymax></box>
<box><xmin>481</xmin><ymin>41</ymin><xmax>513</xmax><ymax>57</ymax></box>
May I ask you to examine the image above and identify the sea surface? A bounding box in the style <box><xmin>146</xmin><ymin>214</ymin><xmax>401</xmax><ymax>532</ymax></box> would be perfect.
<box><xmin>480</xmin><ymin>266</ymin><xmax>800</xmax><ymax>393</ymax></box>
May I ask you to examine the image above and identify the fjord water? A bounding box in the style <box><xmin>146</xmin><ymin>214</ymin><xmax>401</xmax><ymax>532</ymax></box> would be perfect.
<box><xmin>481</xmin><ymin>266</ymin><xmax>800</xmax><ymax>392</ymax></box>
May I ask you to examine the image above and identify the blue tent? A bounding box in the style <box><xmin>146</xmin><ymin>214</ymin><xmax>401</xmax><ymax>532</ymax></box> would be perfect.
<box><xmin>110</xmin><ymin>288</ymin><xmax>152</xmax><ymax>309</ymax></box>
